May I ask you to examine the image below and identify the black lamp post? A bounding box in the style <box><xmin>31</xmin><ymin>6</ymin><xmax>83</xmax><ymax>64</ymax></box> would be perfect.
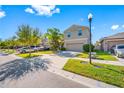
<box><xmin>88</xmin><ymin>13</ymin><xmax>93</xmax><ymax>64</ymax></box>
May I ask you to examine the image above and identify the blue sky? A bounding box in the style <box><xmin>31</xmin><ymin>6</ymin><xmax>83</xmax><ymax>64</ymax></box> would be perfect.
<box><xmin>0</xmin><ymin>5</ymin><xmax>124</xmax><ymax>43</ymax></box>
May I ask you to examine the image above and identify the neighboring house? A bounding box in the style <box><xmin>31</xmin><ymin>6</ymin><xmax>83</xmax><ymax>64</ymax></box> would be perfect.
<box><xmin>64</xmin><ymin>24</ymin><xmax>90</xmax><ymax>52</ymax></box>
<box><xmin>94</xmin><ymin>41</ymin><xmax>101</xmax><ymax>50</ymax></box>
<box><xmin>99</xmin><ymin>32</ymin><xmax>124</xmax><ymax>51</ymax></box>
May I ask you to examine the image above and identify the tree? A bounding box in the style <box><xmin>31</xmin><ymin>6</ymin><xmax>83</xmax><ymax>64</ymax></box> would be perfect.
<box><xmin>4</xmin><ymin>39</ymin><xmax>12</xmax><ymax>52</ymax></box>
<box><xmin>9</xmin><ymin>36</ymin><xmax>19</xmax><ymax>52</ymax></box>
<box><xmin>16</xmin><ymin>25</ymin><xmax>41</xmax><ymax>57</ymax></box>
<box><xmin>83</xmin><ymin>44</ymin><xmax>94</xmax><ymax>52</ymax></box>
<box><xmin>58</xmin><ymin>33</ymin><xmax>65</xmax><ymax>50</ymax></box>
<box><xmin>9</xmin><ymin>36</ymin><xmax>17</xmax><ymax>47</ymax></box>
<box><xmin>45</xmin><ymin>28</ymin><xmax>64</xmax><ymax>51</ymax></box>
<box><xmin>0</xmin><ymin>40</ymin><xmax>7</xmax><ymax>49</ymax></box>
<box><xmin>16</xmin><ymin>25</ymin><xmax>33</xmax><ymax>47</ymax></box>
<box><xmin>31</xmin><ymin>28</ymin><xmax>42</xmax><ymax>46</ymax></box>
<box><xmin>0</xmin><ymin>39</ymin><xmax>2</xmax><ymax>49</ymax></box>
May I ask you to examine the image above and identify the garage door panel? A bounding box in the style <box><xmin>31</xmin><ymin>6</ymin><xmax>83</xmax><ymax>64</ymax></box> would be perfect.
<box><xmin>66</xmin><ymin>44</ymin><xmax>83</xmax><ymax>51</ymax></box>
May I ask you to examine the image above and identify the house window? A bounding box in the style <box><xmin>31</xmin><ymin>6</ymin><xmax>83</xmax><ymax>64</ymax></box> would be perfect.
<box><xmin>67</xmin><ymin>32</ymin><xmax>71</xmax><ymax>38</ymax></box>
<box><xmin>78</xmin><ymin>30</ymin><xmax>82</xmax><ymax>36</ymax></box>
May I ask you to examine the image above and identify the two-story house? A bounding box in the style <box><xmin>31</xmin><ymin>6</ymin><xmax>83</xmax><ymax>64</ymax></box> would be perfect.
<box><xmin>64</xmin><ymin>24</ymin><xmax>90</xmax><ymax>52</ymax></box>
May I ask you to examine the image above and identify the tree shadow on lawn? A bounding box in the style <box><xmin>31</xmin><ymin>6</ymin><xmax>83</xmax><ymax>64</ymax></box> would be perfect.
<box><xmin>0</xmin><ymin>57</ymin><xmax>51</xmax><ymax>81</ymax></box>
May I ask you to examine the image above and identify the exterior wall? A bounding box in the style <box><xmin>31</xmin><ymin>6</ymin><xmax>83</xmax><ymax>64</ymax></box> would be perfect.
<box><xmin>101</xmin><ymin>39</ymin><xmax>124</xmax><ymax>51</ymax></box>
<box><xmin>108</xmin><ymin>40</ymin><xmax>124</xmax><ymax>50</ymax></box>
<box><xmin>95</xmin><ymin>45</ymin><xmax>101</xmax><ymax>50</ymax></box>
<box><xmin>64</xmin><ymin>27</ymin><xmax>89</xmax><ymax>52</ymax></box>
<box><xmin>64</xmin><ymin>38</ymin><xmax>89</xmax><ymax>51</ymax></box>
<box><xmin>64</xmin><ymin>28</ymin><xmax>89</xmax><ymax>40</ymax></box>
<box><xmin>101</xmin><ymin>40</ymin><xmax>108</xmax><ymax>51</ymax></box>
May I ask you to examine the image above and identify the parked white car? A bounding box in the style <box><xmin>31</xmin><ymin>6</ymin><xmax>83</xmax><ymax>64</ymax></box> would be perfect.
<box><xmin>114</xmin><ymin>44</ymin><xmax>124</xmax><ymax>57</ymax></box>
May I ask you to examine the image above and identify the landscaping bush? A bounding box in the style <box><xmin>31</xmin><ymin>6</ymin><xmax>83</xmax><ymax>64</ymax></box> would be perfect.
<box><xmin>60</xmin><ymin>47</ymin><xmax>66</xmax><ymax>51</ymax></box>
<box><xmin>83</xmin><ymin>44</ymin><xmax>94</xmax><ymax>52</ymax></box>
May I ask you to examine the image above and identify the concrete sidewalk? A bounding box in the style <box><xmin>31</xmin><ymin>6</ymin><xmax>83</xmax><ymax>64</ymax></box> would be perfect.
<box><xmin>0</xmin><ymin>53</ymin><xmax>21</xmax><ymax>65</ymax></box>
<box><xmin>40</xmin><ymin>54</ymin><xmax>118</xmax><ymax>88</ymax></box>
<box><xmin>73</xmin><ymin>57</ymin><xmax>124</xmax><ymax>66</ymax></box>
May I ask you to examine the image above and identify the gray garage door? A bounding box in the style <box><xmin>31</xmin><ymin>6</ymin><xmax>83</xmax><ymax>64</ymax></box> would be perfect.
<box><xmin>66</xmin><ymin>44</ymin><xmax>83</xmax><ymax>52</ymax></box>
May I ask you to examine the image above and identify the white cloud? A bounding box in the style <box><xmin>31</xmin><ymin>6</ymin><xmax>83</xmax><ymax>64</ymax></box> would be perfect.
<box><xmin>0</xmin><ymin>10</ymin><xmax>5</xmax><ymax>18</ymax></box>
<box><xmin>25</xmin><ymin>8</ymin><xmax>35</xmax><ymax>14</ymax></box>
<box><xmin>0</xmin><ymin>6</ymin><xmax>6</xmax><ymax>19</ymax></box>
<box><xmin>111</xmin><ymin>25</ymin><xmax>119</xmax><ymax>30</ymax></box>
<box><xmin>25</xmin><ymin>5</ymin><xmax>60</xmax><ymax>16</ymax></box>
<box><xmin>122</xmin><ymin>25</ymin><xmax>124</xmax><ymax>28</ymax></box>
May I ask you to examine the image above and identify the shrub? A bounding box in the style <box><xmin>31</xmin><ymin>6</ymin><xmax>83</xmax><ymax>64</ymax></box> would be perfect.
<box><xmin>60</xmin><ymin>47</ymin><xmax>66</xmax><ymax>51</ymax></box>
<box><xmin>83</xmin><ymin>44</ymin><xmax>94</xmax><ymax>52</ymax></box>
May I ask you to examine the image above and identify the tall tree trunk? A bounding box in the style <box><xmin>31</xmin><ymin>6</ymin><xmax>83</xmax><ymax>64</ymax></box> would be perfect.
<box><xmin>13</xmin><ymin>46</ymin><xmax>15</xmax><ymax>53</ymax></box>
<box><xmin>29</xmin><ymin>46</ymin><xmax>31</xmax><ymax>58</ymax></box>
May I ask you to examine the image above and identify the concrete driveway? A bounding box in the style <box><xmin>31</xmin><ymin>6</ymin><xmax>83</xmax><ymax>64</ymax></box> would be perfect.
<box><xmin>113</xmin><ymin>56</ymin><xmax>124</xmax><ymax>65</ymax></box>
<box><xmin>116</xmin><ymin>57</ymin><xmax>124</xmax><ymax>62</ymax></box>
<box><xmin>57</xmin><ymin>51</ymin><xmax>80</xmax><ymax>57</ymax></box>
<box><xmin>0</xmin><ymin>53</ymin><xmax>87</xmax><ymax>88</ymax></box>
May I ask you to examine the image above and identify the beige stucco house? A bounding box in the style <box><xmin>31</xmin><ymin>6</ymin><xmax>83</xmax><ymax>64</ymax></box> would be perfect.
<box><xmin>99</xmin><ymin>32</ymin><xmax>124</xmax><ymax>51</ymax></box>
<box><xmin>64</xmin><ymin>24</ymin><xmax>90</xmax><ymax>52</ymax></box>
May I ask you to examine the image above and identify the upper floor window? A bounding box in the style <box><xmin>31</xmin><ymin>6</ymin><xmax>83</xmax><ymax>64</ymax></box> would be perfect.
<box><xmin>78</xmin><ymin>30</ymin><xmax>82</xmax><ymax>36</ymax></box>
<box><xmin>67</xmin><ymin>32</ymin><xmax>71</xmax><ymax>38</ymax></box>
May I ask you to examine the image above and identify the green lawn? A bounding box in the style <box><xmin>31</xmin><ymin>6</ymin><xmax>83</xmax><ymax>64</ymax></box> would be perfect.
<box><xmin>35</xmin><ymin>50</ymin><xmax>54</xmax><ymax>54</ymax></box>
<box><xmin>16</xmin><ymin>50</ymin><xmax>54</xmax><ymax>58</ymax></box>
<box><xmin>63</xmin><ymin>59</ymin><xmax>124</xmax><ymax>87</ymax></box>
<box><xmin>76</xmin><ymin>52</ymin><xmax>89</xmax><ymax>58</ymax></box>
<box><xmin>17</xmin><ymin>53</ymin><xmax>42</xmax><ymax>58</ymax></box>
<box><xmin>0</xmin><ymin>49</ymin><xmax>16</xmax><ymax>54</ymax></box>
<box><xmin>76</xmin><ymin>50</ymin><xmax>118</xmax><ymax>61</ymax></box>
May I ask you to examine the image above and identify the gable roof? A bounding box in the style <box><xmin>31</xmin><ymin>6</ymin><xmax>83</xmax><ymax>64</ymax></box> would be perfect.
<box><xmin>105</xmin><ymin>32</ymin><xmax>124</xmax><ymax>39</ymax></box>
<box><xmin>64</xmin><ymin>24</ymin><xmax>89</xmax><ymax>33</ymax></box>
<box><xmin>99</xmin><ymin>32</ymin><xmax>124</xmax><ymax>42</ymax></box>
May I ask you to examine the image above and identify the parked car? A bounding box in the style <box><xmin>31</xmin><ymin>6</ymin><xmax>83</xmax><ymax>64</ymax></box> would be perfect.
<box><xmin>114</xmin><ymin>44</ymin><xmax>124</xmax><ymax>57</ymax></box>
<box><xmin>43</xmin><ymin>47</ymin><xmax>50</xmax><ymax>50</ymax></box>
<box><xmin>17</xmin><ymin>47</ymin><xmax>34</xmax><ymax>53</ymax></box>
<box><xmin>32</xmin><ymin>46</ymin><xmax>44</xmax><ymax>51</ymax></box>
<box><xmin>110</xmin><ymin>45</ymin><xmax>116</xmax><ymax>54</ymax></box>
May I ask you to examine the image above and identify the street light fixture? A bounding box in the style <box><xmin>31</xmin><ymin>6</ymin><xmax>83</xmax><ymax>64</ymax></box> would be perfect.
<box><xmin>88</xmin><ymin>13</ymin><xmax>93</xmax><ymax>64</ymax></box>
